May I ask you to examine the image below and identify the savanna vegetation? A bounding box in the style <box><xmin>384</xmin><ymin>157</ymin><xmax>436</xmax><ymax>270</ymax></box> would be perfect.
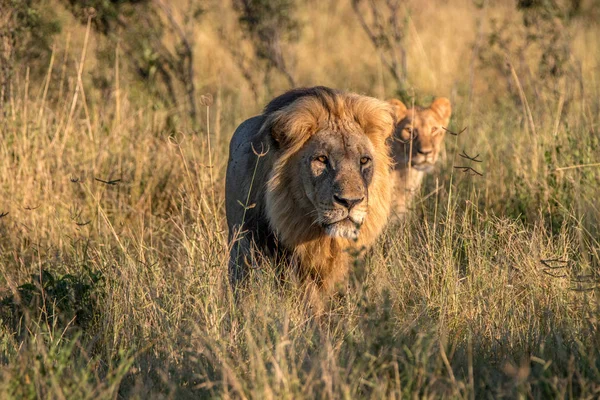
<box><xmin>1</xmin><ymin>0</ymin><xmax>599</xmax><ymax>398</ymax></box>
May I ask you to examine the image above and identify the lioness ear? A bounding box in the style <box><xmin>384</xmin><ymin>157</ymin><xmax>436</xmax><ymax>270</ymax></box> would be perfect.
<box><xmin>388</xmin><ymin>99</ymin><xmax>408</xmax><ymax>121</ymax></box>
<box><xmin>430</xmin><ymin>97</ymin><xmax>452</xmax><ymax>125</ymax></box>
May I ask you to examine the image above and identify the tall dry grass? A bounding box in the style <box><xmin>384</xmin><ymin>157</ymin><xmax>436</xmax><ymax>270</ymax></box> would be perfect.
<box><xmin>1</xmin><ymin>0</ymin><xmax>600</xmax><ymax>398</ymax></box>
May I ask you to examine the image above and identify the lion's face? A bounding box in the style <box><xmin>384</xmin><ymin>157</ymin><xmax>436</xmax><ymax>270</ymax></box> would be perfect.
<box><xmin>263</xmin><ymin>90</ymin><xmax>394</xmax><ymax>248</ymax></box>
<box><xmin>389</xmin><ymin>98</ymin><xmax>452</xmax><ymax>172</ymax></box>
<box><xmin>298</xmin><ymin>128</ymin><xmax>375</xmax><ymax>240</ymax></box>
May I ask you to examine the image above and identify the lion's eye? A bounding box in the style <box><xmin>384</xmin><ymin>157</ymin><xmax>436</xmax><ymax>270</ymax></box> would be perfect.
<box><xmin>315</xmin><ymin>155</ymin><xmax>328</xmax><ymax>164</ymax></box>
<box><xmin>431</xmin><ymin>126</ymin><xmax>439</xmax><ymax>135</ymax></box>
<box><xmin>401</xmin><ymin>126</ymin><xmax>415</xmax><ymax>141</ymax></box>
<box><xmin>360</xmin><ymin>156</ymin><xmax>371</xmax><ymax>165</ymax></box>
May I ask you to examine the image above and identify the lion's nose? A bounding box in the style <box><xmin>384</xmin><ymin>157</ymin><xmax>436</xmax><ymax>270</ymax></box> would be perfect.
<box><xmin>333</xmin><ymin>194</ymin><xmax>364</xmax><ymax>210</ymax></box>
<box><xmin>417</xmin><ymin>148</ymin><xmax>433</xmax><ymax>155</ymax></box>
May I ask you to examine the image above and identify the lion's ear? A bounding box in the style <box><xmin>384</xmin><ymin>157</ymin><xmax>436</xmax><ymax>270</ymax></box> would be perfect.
<box><xmin>388</xmin><ymin>99</ymin><xmax>408</xmax><ymax>121</ymax></box>
<box><xmin>353</xmin><ymin>100</ymin><xmax>396</xmax><ymax>144</ymax></box>
<box><xmin>267</xmin><ymin>115</ymin><xmax>288</xmax><ymax>148</ymax></box>
<box><xmin>265</xmin><ymin>108</ymin><xmax>318</xmax><ymax>149</ymax></box>
<box><xmin>430</xmin><ymin>97</ymin><xmax>452</xmax><ymax>125</ymax></box>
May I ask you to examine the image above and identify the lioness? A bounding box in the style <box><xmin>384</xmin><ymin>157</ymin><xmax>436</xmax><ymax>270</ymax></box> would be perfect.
<box><xmin>388</xmin><ymin>97</ymin><xmax>452</xmax><ymax>214</ymax></box>
<box><xmin>226</xmin><ymin>87</ymin><xmax>394</xmax><ymax>295</ymax></box>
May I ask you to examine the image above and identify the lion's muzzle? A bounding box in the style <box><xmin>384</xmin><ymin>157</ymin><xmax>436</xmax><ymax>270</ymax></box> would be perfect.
<box><xmin>411</xmin><ymin>160</ymin><xmax>435</xmax><ymax>172</ymax></box>
<box><xmin>411</xmin><ymin>150</ymin><xmax>437</xmax><ymax>172</ymax></box>
<box><xmin>320</xmin><ymin>196</ymin><xmax>367</xmax><ymax>240</ymax></box>
<box><xmin>332</xmin><ymin>194</ymin><xmax>364</xmax><ymax>210</ymax></box>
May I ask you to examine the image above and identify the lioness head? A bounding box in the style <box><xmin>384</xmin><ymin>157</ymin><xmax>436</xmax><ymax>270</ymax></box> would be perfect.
<box><xmin>263</xmin><ymin>87</ymin><xmax>394</xmax><ymax>243</ymax></box>
<box><xmin>388</xmin><ymin>97</ymin><xmax>452</xmax><ymax>172</ymax></box>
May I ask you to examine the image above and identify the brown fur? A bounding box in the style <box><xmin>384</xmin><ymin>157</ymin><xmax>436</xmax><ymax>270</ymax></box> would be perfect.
<box><xmin>388</xmin><ymin>97</ymin><xmax>452</xmax><ymax>215</ymax></box>
<box><xmin>226</xmin><ymin>87</ymin><xmax>394</xmax><ymax>295</ymax></box>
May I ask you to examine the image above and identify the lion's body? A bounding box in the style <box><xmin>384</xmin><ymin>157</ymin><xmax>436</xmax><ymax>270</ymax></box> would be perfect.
<box><xmin>226</xmin><ymin>87</ymin><xmax>394</xmax><ymax>293</ymax></box>
<box><xmin>391</xmin><ymin>167</ymin><xmax>426</xmax><ymax>214</ymax></box>
<box><xmin>388</xmin><ymin>98</ymin><xmax>452</xmax><ymax>215</ymax></box>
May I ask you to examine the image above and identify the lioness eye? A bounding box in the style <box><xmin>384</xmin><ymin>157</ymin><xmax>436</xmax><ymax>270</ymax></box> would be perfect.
<box><xmin>316</xmin><ymin>155</ymin><xmax>328</xmax><ymax>164</ymax></box>
<box><xmin>360</xmin><ymin>156</ymin><xmax>371</xmax><ymax>165</ymax></box>
<box><xmin>401</xmin><ymin>126</ymin><xmax>414</xmax><ymax>141</ymax></box>
<box><xmin>431</xmin><ymin>126</ymin><xmax>439</xmax><ymax>135</ymax></box>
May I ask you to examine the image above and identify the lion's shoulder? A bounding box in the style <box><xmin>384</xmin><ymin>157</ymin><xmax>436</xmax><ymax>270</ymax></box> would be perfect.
<box><xmin>228</xmin><ymin>115</ymin><xmax>266</xmax><ymax>161</ymax></box>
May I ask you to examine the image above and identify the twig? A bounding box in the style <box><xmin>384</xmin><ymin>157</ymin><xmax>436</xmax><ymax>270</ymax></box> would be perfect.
<box><xmin>351</xmin><ymin>0</ymin><xmax>405</xmax><ymax>88</ymax></box>
<box><xmin>542</xmin><ymin>270</ymin><xmax>567</xmax><ymax>278</ymax></box>
<box><xmin>0</xmin><ymin>212</ymin><xmax>8</xmax><ymax>218</ymax></box>
<box><xmin>442</xmin><ymin>126</ymin><xmax>468</xmax><ymax>136</ymax></box>
<box><xmin>154</xmin><ymin>0</ymin><xmax>198</xmax><ymax>123</ymax></box>
<box><xmin>540</xmin><ymin>258</ymin><xmax>568</xmax><ymax>269</ymax></box>
<box><xmin>94</xmin><ymin>177</ymin><xmax>121</xmax><ymax>186</ymax></box>
<box><xmin>459</xmin><ymin>150</ymin><xmax>483</xmax><ymax>163</ymax></box>
<box><xmin>570</xmin><ymin>286</ymin><xmax>599</xmax><ymax>292</ymax></box>
<box><xmin>453</xmin><ymin>166</ymin><xmax>483</xmax><ymax>176</ymax></box>
<box><xmin>571</xmin><ymin>274</ymin><xmax>600</xmax><ymax>283</ymax></box>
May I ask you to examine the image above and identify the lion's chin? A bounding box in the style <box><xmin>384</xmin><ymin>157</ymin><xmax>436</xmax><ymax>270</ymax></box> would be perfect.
<box><xmin>323</xmin><ymin>219</ymin><xmax>361</xmax><ymax>240</ymax></box>
<box><xmin>411</xmin><ymin>162</ymin><xmax>434</xmax><ymax>172</ymax></box>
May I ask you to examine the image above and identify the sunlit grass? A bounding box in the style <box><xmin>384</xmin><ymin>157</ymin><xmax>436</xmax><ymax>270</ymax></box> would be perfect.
<box><xmin>1</xmin><ymin>1</ymin><xmax>599</xmax><ymax>398</ymax></box>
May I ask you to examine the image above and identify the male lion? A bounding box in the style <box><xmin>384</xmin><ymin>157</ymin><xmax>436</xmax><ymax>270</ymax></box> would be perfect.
<box><xmin>226</xmin><ymin>87</ymin><xmax>394</xmax><ymax>295</ymax></box>
<box><xmin>388</xmin><ymin>97</ymin><xmax>452</xmax><ymax>215</ymax></box>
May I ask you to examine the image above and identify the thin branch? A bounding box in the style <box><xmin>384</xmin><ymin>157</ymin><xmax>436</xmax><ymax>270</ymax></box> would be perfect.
<box><xmin>453</xmin><ymin>166</ymin><xmax>483</xmax><ymax>176</ymax></box>
<box><xmin>95</xmin><ymin>177</ymin><xmax>121</xmax><ymax>186</ymax></box>
<box><xmin>540</xmin><ymin>258</ymin><xmax>568</xmax><ymax>269</ymax></box>
<box><xmin>351</xmin><ymin>0</ymin><xmax>403</xmax><ymax>88</ymax></box>
<box><xmin>154</xmin><ymin>0</ymin><xmax>197</xmax><ymax>124</ymax></box>
<box><xmin>459</xmin><ymin>150</ymin><xmax>483</xmax><ymax>163</ymax></box>
<box><xmin>542</xmin><ymin>270</ymin><xmax>567</xmax><ymax>278</ymax></box>
<box><xmin>443</xmin><ymin>126</ymin><xmax>468</xmax><ymax>136</ymax></box>
<box><xmin>570</xmin><ymin>285</ymin><xmax>599</xmax><ymax>292</ymax></box>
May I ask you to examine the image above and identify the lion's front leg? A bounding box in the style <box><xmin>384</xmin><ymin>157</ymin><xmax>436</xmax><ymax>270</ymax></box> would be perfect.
<box><xmin>228</xmin><ymin>233</ymin><xmax>254</xmax><ymax>290</ymax></box>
